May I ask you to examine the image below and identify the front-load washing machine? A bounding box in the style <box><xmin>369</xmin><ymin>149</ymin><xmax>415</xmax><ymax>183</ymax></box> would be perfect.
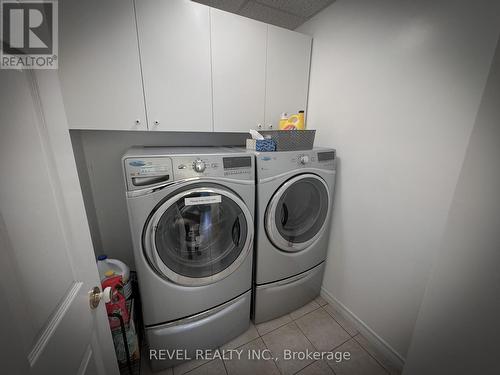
<box><xmin>123</xmin><ymin>147</ymin><xmax>254</xmax><ymax>371</ymax></box>
<box><xmin>253</xmin><ymin>148</ymin><xmax>336</xmax><ymax>323</ymax></box>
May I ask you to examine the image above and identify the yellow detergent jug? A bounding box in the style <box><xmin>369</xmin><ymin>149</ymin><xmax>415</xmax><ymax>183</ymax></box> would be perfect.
<box><xmin>278</xmin><ymin>113</ymin><xmax>289</xmax><ymax>130</ymax></box>
<box><xmin>281</xmin><ymin>110</ymin><xmax>305</xmax><ymax>130</ymax></box>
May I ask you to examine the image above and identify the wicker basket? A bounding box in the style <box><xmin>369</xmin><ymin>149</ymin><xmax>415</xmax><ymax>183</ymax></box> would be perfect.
<box><xmin>259</xmin><ymin>130</ymin><xmax>316</xmax><ymax>151</ymax></box>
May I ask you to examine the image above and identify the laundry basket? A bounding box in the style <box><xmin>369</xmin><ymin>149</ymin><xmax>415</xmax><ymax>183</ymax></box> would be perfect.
<box><xmin>259</xmin><ymin>130</ymin><xmax>315</xmax><ymax>151</ymax></box>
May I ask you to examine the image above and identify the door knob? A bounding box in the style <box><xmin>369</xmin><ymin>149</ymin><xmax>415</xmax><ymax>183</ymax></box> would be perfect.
<box><xmin>89</xmin><ymin>286</ymin><xmax>112</xmax><ymax>309</ymax></box>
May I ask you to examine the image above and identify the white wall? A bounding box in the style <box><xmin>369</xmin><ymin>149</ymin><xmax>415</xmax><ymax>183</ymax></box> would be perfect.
<box><xmin>298</xmin><ymin>0</ymin><xmax>500</xmax><ymax>359</ymax></box>
<box><xmin>71</xmin><ymin>131</ymin><xmax>247</xmax><ymax>270</ymax></box>
<box><xmin>403</xmin><ymin>38</ymin><xmax>500</xmax><ymax>375</ymax></box>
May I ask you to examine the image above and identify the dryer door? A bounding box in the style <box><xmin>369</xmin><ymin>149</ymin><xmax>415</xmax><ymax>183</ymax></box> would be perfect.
<box><xmin>144</xmin><ymin>186</ymin><xmax>253</xmax><ymax>286</ymax></box>
<box><xmin>266</xmin><ymin>174</ymin><xmax>330</xmax><ymax>252</ymax></box>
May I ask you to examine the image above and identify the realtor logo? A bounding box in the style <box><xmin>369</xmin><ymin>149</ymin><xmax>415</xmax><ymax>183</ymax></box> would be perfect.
<box><xmin>1</xmin><ymin>0</ymin><xmax>58</xmax><ymax>69</ymax></box>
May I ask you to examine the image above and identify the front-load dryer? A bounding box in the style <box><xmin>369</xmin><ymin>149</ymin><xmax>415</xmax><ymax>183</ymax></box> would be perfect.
<box><xmin>253</xmin><ymin>148</ymin><xmax>336</xmax><ymax>323</ymax></box>
<box><xmin>123</xmin><ymin>147</ymin><xmax>254</xmax><ymax>371</ymax></box>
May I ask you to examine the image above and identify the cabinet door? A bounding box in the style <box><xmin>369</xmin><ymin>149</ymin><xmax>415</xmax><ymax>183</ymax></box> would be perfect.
<box><xmin>265</xmin><ymin>26</ymin><xmax>312</xmax><ymax>129</ymax></box>
<box><xmin>59</xmin><ymin>0</ymin><xmax>147</xmax><ymax>130</ymax></box>
<box><xmin>211</xmin><ymin>9</ymin><xmax>267</xmax><ymax>132</ymax></box>
<box><xmin>136</xmin><ymin>0</ymin><xmax>212</xmax><ymax>132</ymax></box>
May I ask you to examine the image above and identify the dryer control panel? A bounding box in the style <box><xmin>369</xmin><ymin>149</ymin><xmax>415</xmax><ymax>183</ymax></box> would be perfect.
<box><xmin>292</xmin><ymin>150</ymin><xmax>336</xmax><ymax>167</ymax></box>
<box><xmin>255</xmin><ymin>148</ymin><xmax>336</xmax><ymax>180</ymax></box>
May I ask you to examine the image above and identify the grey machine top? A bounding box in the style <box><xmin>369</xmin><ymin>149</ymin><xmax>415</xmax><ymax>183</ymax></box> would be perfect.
<box><xmin>123</xmin><ymin>147</ymin><xmax>254</xmax><ymax>192</ymax></box>
<box><xmin>254</xmin><ymin>147</ymin><xmax>336</xmax><ymax>179</ymax></box>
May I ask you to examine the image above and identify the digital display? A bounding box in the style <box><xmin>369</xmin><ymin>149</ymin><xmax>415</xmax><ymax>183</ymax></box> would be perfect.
<box><xmin>318</xmin><ymin>151</ymin><xmax>335</xmax><ymax>161</ymax></box>
<box><xmin>223</xmin><ymin>156</ymin><xmax>252</xmax><ymax>169</ymax></box>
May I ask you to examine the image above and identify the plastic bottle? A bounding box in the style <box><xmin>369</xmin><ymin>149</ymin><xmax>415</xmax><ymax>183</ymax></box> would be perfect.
<box><xmin>102</xmin><ymin>275</ymin><xmax>130</xmax><ymax>328</ymax></box>
<box><xmin>97</xmin><ymin>255</ymin><xmax>132</xmax><ymax>298</ymax></box>
<box><xmin>297</xmin><ymin>110</ymin><xmax>305</xmax><ymax>129</ymax></box>
<box><xmin>97</xmin><ymin>255</ymin><xmax>110</xmax><ymax>280</ymax></box>
<box><xmin>97</xmin><ymin>255</ymin><xmax>130</xmax><ymax>281</ymax></box>
<box><xmin>285</xmin><ymin>111</ymin><xmax>305</xmax><ymax>130</ymax></box>
<box><xmin>281</xmin><ymin>110</ymin><xmax>305</xmax><ymax>130</ymax></box>
<box><xmin>278</xmin><ymin>113</ymin><xmax>289</xmax><ymax>130</ymax></box>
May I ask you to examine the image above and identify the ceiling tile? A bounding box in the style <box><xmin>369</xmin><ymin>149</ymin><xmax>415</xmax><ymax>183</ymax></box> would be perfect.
<box><xmin>255</xmin><ymin>0</ymin><xmax>335</xmax><ymax>18</ymax></box>
<box><xmin>239</xmin><ymin>1</ymin><xmax>305</xmax><ymax>30</ymax></box>
<box><xmin>192</xmin><ymin>0</ymin><xmax>247</xmax><ymax>13</ymax></box>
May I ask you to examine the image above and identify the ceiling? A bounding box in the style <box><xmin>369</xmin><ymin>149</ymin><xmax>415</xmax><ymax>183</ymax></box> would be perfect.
<box><xmin>192</xmin><ymin>0</ymin><xmax>335</xmax><ymax>30</ymax></box>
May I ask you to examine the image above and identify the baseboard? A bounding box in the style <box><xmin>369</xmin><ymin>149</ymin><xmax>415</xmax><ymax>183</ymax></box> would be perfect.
<box><xmin>320</xmin><ymin>287</ymin><xmax>405</xmax><ymax>371</ymax></box>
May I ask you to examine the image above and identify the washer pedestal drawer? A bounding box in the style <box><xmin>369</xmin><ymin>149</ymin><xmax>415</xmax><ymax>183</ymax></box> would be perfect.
<box><xmin>253</xmin><ymin>262</ymin><xmax>324</xmax><ymax>324</ymax></box>
<box><xmin>146</xmin><ymin>290</ymin><xmax>251</xmax><ymax>371</ymax></box>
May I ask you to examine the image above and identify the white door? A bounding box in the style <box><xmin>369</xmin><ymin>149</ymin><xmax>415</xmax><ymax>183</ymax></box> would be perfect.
<box><xmin>265</xmin><ymin>26</ymin><xmax>312</xmax><ymax>130</ymax></box>
<box><xmin>58</xmin><ymin>0</ymin><xmax>147</xmax><ymax>131</ymax></box>
<box><xmin>0</xmin><ymin>69</ymin><xmax>119</xmax><ymax>375</ymax></box>
<box><xmin>135</xmin><ymin>0</ymin><xmax>213</xmax><ymax>132</ymax></box>
<box><xmin>211</xmin><ymin>9</ymin><xmax>267</xmax><ymax>132</ymax></box>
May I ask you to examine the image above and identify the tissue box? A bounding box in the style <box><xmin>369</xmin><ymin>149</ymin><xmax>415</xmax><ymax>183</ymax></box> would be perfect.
<box><xmin>246</xmin><ymin>138</ymin><xmax>276</xmax><ymax>152</ymax></box>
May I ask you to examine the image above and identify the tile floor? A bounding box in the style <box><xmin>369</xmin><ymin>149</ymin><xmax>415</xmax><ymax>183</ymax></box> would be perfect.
<box><xmin>141</xmin><ymin>296</ymin><xmax>400</xmax><ymax>375</ymax></box>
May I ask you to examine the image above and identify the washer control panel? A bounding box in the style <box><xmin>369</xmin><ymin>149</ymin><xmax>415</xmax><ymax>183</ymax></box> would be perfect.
<box><xmin>222</xmin><ymin>156</ymin><xmax>253</xmax><ymax>177</ymax></box>
<box><xmin>124</xmin><ymin>157</ymin><xmax>173</xmax><ymax>191</ymax></box>
<box><xmin>173</xmin><ymin>155</ymin><xmax>253</xmax><ymax>180</ymax></box>
<box><xmin>123</xmin><ymin>149</ymin><xmax>255</xmax><ymax>192</ymax></box>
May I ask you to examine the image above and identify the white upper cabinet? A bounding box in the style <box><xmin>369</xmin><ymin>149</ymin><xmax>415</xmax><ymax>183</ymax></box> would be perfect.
<box><xmin>265</xmin><ymin>25</ymin><xmax>312</xmax><ymax>130</ymax></box>
<box><xmin>135</xmin><ymin>0</ymin><xmax>213</xmax><ymax>132</ymax></box>
<box><xmin>59</xmin><ymin>0</ymin><xmax>147</xmax><ymax>130</ymax></box>
<box><xmin>211</xmin><ymin>9</ymin><xmax>267</xmax><ymax>132</ymax></box>
<box><xmin>57</xmin><ymin>0</ymin><xmax>311</xmax><ymax>133</ymax></box>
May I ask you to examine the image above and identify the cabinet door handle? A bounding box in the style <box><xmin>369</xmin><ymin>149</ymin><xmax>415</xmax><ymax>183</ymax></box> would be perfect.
<box><xmin>135</xmin><ymin>119</ymin><xmax>141</xmax><ymax>125</ymax></box>
<box><xmin>268</xmin><ymin>124</ymin><xmax>273</xmax><ymax>129</ymax></box>
<box><xmin>154</xmin><ymin>120</ymin><xmax>160</xmax><ymax>126</ymax></box>
<box><xmin>257</xmin><ymin>124</ymin><xmax>262</xmax><ymax>129</ymax></box>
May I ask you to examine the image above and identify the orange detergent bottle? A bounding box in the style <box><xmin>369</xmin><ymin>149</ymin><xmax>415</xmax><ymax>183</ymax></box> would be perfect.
<box><xmin>280</xmin><ymin>110</ymin><xmax>305</xmax><ymax>130</ymax></box>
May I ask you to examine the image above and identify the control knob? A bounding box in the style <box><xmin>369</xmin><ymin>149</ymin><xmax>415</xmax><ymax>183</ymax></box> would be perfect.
<box><xmin>193</xmin><ymin>159</ymin><xmax>206</xmax><ymax>173</ymax></box>
<box><xmin>299</xmin><ymin>155</ymin><xmax>310</xmax><ymax>165</ymax></box>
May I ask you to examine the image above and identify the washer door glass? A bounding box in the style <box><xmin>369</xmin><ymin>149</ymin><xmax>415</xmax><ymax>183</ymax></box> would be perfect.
<box><xmin>266</xmin><ymin>174</ymin><xmax>329</xmax><ymax>251</ymax></box>
<box><xmin>153</xmin><ymin>189</ymin><xmax>249</xmax><ymax>281</ymax></box>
